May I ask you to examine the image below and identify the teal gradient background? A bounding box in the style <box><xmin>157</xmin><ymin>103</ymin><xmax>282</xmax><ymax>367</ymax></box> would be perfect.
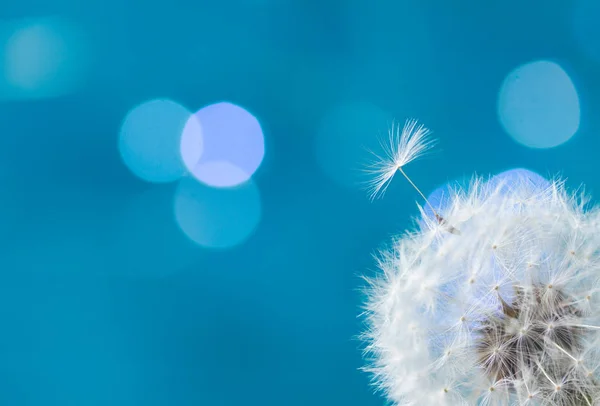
<box><xmin>0</xmin><ymin>0</ymin><xmax>598</xmax><ymax>405</ymax></box>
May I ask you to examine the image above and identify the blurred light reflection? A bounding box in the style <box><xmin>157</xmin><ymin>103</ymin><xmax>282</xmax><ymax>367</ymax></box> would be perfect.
<box><xmin>1</xmin><ymin>17</ymin><xmax>88</xmax><ymax>99</ymax></box>
<box><xmin>181</xmin><ymin>102</ymin><xmax>264</xmax><ymax>188</ymax></box>
<box><xmin>119</xmin><ymin>99</ymin><xmax>194</xmax><ymax>183</ymax></box>
<box><xmin>174</xmin><ymin>176</ymin><xmax>261</xmax><ymax>249</ymax></box>
<box><xmin>497</xmin><ymin>60</ymin><xmax>580</xmax><ymax>149</ymax></box>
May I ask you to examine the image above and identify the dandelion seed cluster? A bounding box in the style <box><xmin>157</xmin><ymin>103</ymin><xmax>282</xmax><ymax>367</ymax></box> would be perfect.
<box><xmin>362</xmin><ymin>175</ymin><xmax>600</xmax><ymax>405</ymax></box>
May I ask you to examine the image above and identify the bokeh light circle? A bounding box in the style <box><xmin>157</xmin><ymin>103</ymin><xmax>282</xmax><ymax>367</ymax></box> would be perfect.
<box><xmin>486</xmin><ymin>168</ymin><xmax>550</xmax><ymax>196</ymax></box>
<box><xmin>174</xmin><ymin>176</ymin><xmax>261</xmax><ymax>249</ymax></box>
<box><xmin>422</xmin><ymin>175</ymin><xmax>472</xmax><ymax>221</ymax></box>
<box><xmin>315</xmin><ymin>101</ymin><xmax>392</xmax><ymax>189</ymax></box>
<box><xmin>425</xmin><ymin>169</ymin><xmax>549</xmax><ymax>216</ymax></box>
<box><xmin>3</xmin><ymin>17</ymin><xmax>87</xmax><ymax>98</ymax></box>
<box><xmin>497</xmin><ymin>60</ymin><xmax>580</xmax><ymax>149</ymax></box>
<box><xmin>180</xmin><ymin>102</ymin><xmax>264</xmax><ymax>188</ymax></box>
<box><xmin>421</xmin><ymin>168</ymin><xmax>549</xmax><ymax>229</ymax></box>
<box><xmin>119</xmin><ymin>99</ymin><xmax>198</xmax><ymax>183</ymax></box>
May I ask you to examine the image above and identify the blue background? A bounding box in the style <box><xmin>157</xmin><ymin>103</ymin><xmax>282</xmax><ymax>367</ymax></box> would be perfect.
<box><xmin>0</xmin><ymin>0</ymin><xmax>598</xmax><ymax>405</ymax></box>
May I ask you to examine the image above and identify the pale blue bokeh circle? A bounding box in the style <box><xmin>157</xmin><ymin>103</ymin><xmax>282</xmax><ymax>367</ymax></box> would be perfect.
<box><xmin>498</xmin><ymin>60</ymin><xmax>580</xmax><ymax>149</ymax></box>
<box><xmin>2</xmin><ymin>17</ymin><xmax>88</xmax><ymax>99</ymax></box>
<box><xmin>119</xmin><ymin>99</ymin><xmax>197</xmax><ymax>183</ymax></box>
<box><xmin>174</xmin><ymin>176</ymin><xmax>261</xmax><ymax>249</ymax></box>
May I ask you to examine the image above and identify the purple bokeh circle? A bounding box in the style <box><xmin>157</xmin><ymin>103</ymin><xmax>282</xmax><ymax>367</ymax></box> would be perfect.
<box><xmin>180</xmin><ymin>102</ymin><xmax>265</xmax><ymax>188</ymax></box>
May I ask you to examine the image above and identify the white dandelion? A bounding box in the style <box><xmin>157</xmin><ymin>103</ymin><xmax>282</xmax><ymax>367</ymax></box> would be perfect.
<box><xmin>360</xmin><ymin>120</ymin><xmax>600</xmax><ymax>405</ymax></box>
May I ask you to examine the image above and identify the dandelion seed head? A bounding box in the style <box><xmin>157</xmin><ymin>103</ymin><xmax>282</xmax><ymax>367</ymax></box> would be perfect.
<box><xmin>361</xmin><ymin>173</ymin><xmax>600</xmax><ymax>405</ymax></box>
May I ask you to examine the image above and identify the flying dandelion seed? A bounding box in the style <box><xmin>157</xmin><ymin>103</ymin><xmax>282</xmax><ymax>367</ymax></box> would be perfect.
<box><xmin>364</xmin><ymin>119</ymin><xmax>436</xmax><ymax>201</ymax></box>
<box><xmin>360</xmin><ymin>120</ymin><xmax>600</xmax><ymax>405</ymax></box>
<box><xmin>364</xmin><ymin>119</ymin><xmax>460</xmax><ymax>235</ymax></box>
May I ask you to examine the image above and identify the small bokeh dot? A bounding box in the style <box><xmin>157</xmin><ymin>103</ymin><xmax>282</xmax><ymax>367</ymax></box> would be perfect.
<box><xmin>497</xmin><ymin>60</ymin><xmax>580</xmax><ymax>149</ymax></box>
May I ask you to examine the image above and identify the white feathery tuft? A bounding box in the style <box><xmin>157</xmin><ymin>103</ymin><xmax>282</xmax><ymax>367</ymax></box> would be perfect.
<box><xmin>364</xmin><ymin>119</ymin><xmax>436</xmax><ymax>201</ymax></box>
